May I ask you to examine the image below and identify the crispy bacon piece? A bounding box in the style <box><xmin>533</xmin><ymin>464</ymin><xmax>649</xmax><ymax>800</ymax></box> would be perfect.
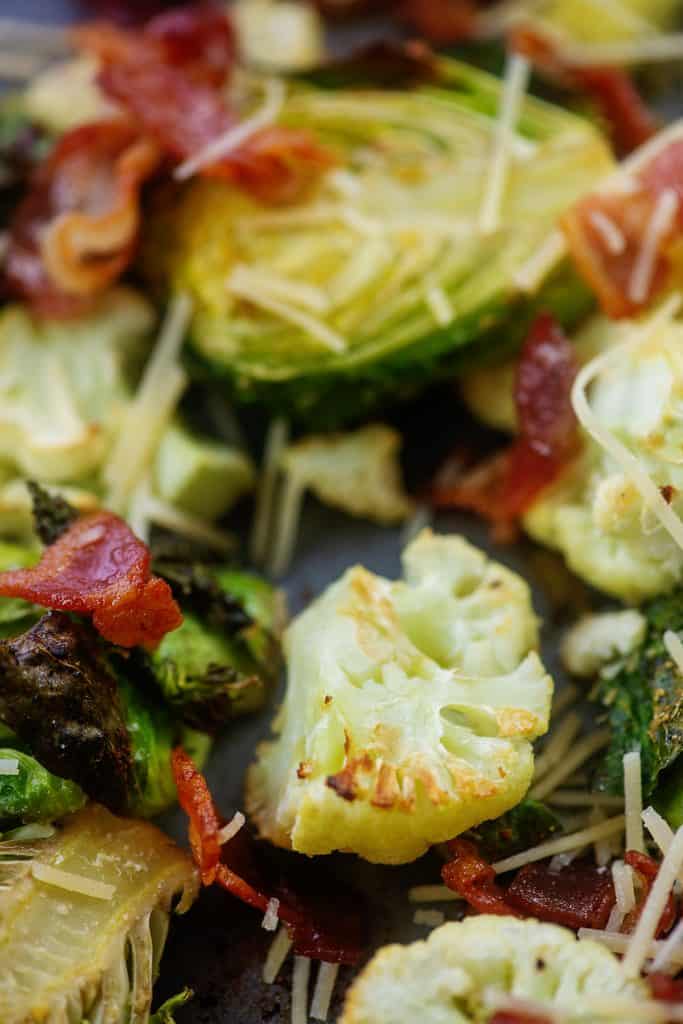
<box><xmin>561</xmin><ymin>137</ymin><xmax>683</xmax><ymax>318</ymax></box>
<box><xmin>506</xmin><ymin>861</ymin><xmax>616</xmax><ymax>930</ymax></box>
<box><xmin>399</xmin><ymin>0</ymin><xmax>480</xmax><ymax>45</ymax></box>
<box><xmin>624</xmin><ymin>850</ymin><xmax>677</xmax><ymax>938</ymax></box>
<box><xmin>433</xmin><ymin>313</ymin><xmax>578</xmax><ymax>532</ymax></box>
<box><xmin>649</xmin><ymin>973</ymin><xmax>683</xmax><ymax>1003</ymax></box>
<box><xmin>172</xmin><ymin>749</ymin><xmax>365</xmax><ymax>964</ymax></box>
<box><xmin>511</xmin><ymin>25</ymin><xmax>658</xmax><ymax>158</ymax></box>
<box><xmin>0</xmin><ymin>511</ymin><xmax>182</xmax><ymax>650</ymax></box>
<box><xmin>442</xmin><ymin>839</ymin><xmax>519</xmax><ymax>916</ymax></box>
<box><xmin>490</xmin><ymin>1013</ymin><xmax>552</xmax><ymax>1024</ymax></box>
<box><xmin>5</xmin><ymin>120</ymin><xmax>160</xmax><ymax>316</ymax></box>
<box><xmin>76</xmin><ymin>4</ymin><xmax>335</xmax><ymax>204</ymax></box>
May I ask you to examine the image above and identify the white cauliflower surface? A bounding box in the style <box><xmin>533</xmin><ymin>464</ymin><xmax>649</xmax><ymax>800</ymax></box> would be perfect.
<box><xmin>340</xmin><ymin>916</ymin><xmax>648</xmax><ymax>1024</ymax></box>
<box><xmin>247</xmin><ymin>530</ymin><xmax>552</xmax><ymax>864</ymax></box>
<box><xmin>525</xmin><ymin>306</ymin><xmax>683</xmax><ymax>602</ymax></box>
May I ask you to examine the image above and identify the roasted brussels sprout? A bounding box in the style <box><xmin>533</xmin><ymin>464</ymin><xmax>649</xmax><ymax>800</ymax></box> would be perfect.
<box><xmin>247</xmin><ymin>529</ymin><xmax>552</xmax><ymax>864</ymax></box>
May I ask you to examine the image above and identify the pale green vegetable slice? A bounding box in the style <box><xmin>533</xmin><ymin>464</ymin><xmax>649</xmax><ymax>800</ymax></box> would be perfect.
<box><xmin>340</xmin><ymin>916</ymin><xmax>648</xmax><ymax>1024</ymax></box>
<box><xmin>0</xmin><ymin>803</ymin><xmax>198</xmax><ymax>1024</ymax></box>
<box><xmin>247</xmin><ymin>529</ymin><xmax>552</xmax><ymax>864</ymax></box>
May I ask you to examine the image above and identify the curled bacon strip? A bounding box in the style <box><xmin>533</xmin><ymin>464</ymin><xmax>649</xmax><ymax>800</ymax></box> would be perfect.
<box><xmin>5</xmin><ymin>121</ymin><xmax>160</xmax><ymax>317</ymax></box>
<box><xmin>75</xmin><ymin>4</ymin><xmax>335</xmax><ymax>203</ymax></box>
<box><xmin>433</xmin><ymin>312</ymin><xmax>578</xmax><ymax>533</ymax></box>
<box><xmin>442</xmin><ymin>839</ymin><xmax>519</xmax><ymax>916</ymax></box>
<box><xmin>624</xmin><ymin>850</ymin><xmax>677</xmax><ymax>938</ymax></box>
<box><xmin>172</xmin><ymin>748</ymin><xmax>365</xmax><ymax>964</ymax></box>
<box><xmin>0</xmin><ymin>511</ymin><xmax>182</xmax><ymax>649</ymax></box>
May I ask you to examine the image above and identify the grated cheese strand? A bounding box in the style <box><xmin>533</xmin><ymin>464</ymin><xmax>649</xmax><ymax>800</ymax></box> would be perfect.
<box><xmin>262</xmin><ymin>897</ymin><xmax>280</xmax><ymax>932</ymax></box>
<box><xmin>493</xmin><ymin>816</ymin><xmax>625</xmax><ymax>875</ymax></box>
<box><xmin>32</xmin><ymin>862</ymin><xmax>115</xmax><ymax>900</ymax></box>
<box><xmin>530</xmin><ymin>729</ymin><xmax>610</xmax><ymax>801</ymax></box>
<box><xmin>547</xmin><ymin>790</ymin><xmax>624</xmax><ymax>809</ymax></box>
<box><xmin>310</xmin><ymin>962</ymin><xmax>340</xmax><ymax>1022</ymax></box>
<box><xmin>262</xmin><ymin>925</ymin><xmax>293</xmax><ymax>984</ymax></box>
<box><xmin>579</xmin><ymin>928</ymin><xmax>683</xmax><ymax>976</ymax></box>
<box><xmin>643</xmin><ymin>805</ymin><xmax>674</xmax><ymax>855</ymax></box>
<box><xmin>550</xmin><ymin>682</ymin><xmax>580</xmax><ymax>720</ymax></box>
<box><xmin>628</xmin><ymin>189</ymin><xmax>679</xmax><ymax>305</ymax></box>
<box><xmin>612</xmin><ymin>859</ymin><xmax>636</xmax><ymax>916</ymax></box>
<box><xmin>605</xmin><ymin>903</ymin><xmax>625</xmax><ymax>933</ymax></box>
<box><xmin>650</xmin><ymin>917</ymin><xmax>683</xmax><ymax>975</ymax></box>
<box><xmin>228</xmin><ymin>267</ymin><xmax>347</xmax><ymax>353</ymax></box>
<box><xmin>268</xmin><ymin>472</ymin><xmax>306</xmax><ymax>578</ymax></box>
<box><xmin>623</xmin><ymin>824</ymin><xmax>683</xmax><ymax>977</ymax></box>
<box><xmin>250</xmin><ymin>417</ymin><xmax>289</xmax><ymax>567</ymax></box>
<box><xmin>407</xmin><ymin>884</ymin><xmax>462</xmax><ymax>904</ymax></box>
<box><xmin>425</xmin><ymin>285</ymin><xmax>453</xmax><ymax>327</ymax></box>
<box><xmin>665</xmin><ymin>630</ymin><xmax>683</xmax><ymax>677</ymax></box>
<box><xmin>0</xmin><ymin>758</ymin><xmax>19</xmax><ymax>775</ymax></box>
<box><xmin>291</xmin><ymin>955</ymin><xmax>311</xmax><ymax>1024</ymax></box>
<box><xmin>143</xmin><ymin>494</ymin><xmax>235</xmax><ymax>553</ymax></box>
<box><xmin>563</xmin><ymin>33</ymin><xmax>683</xmax><ymax>68</ymax></box>
<box><xmin>218</xmin><ymin>811</ymin><xmax>245</xmax><ymax>846</ymax></box>
<box><xmin>413</xmin><ymin>909</ymin><xmax>445</xmax><ymax>928</ymax></box>
<box><xmin>624</xmin><ymin>751</ymin><xmax>645</xmax><ymax>854</ymax></box>
<box><xmin>513</xmin><ymin>230</ymin><xmax>567</xmax><ymax>293</ymax></box>
<box><xmin>571</xmin><ymin>293</ymin><xmax>683</xmax><ymax>556</ymax></box>
<box><xmin>589</xmin><ymin>210</ymin><xmax>626</xmax><ymax>254</ymax></box>
<box><xmin>479</xmin><ymin>53</ymin><xmax>530</xmax><ymax>234</ymax></box>
<box><xmin>175</xmin><ymin>77</ymin><xmax>285</xmax><ymax>180</ymax></box>
<box><xmin>533</xmin><ymin>710</ymin><xmax>582</xmax><ymax>781</ymax></box>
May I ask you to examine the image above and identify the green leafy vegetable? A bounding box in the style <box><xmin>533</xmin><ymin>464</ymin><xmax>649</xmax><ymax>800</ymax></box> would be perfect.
<box><xmin>466</xmin><ymin>798</ymin><xmax>562</xmax><ymax>860</ymax></box>
<box><xmin>144</xmin><ymin>58</ymin><xmax>609</xmax><ymax>426</ymax></box>
<box><xmin>0</xmin><ymin>612</ymin><xmax>133</xmax><ymax>813</ymax></box>
<box><xmin>26</xmin><ymin>479</ymin><xmax>78</xmax><ymax>545</ymax></box>
<box><xmin>0</xmin><ymin>746</ymin><xmax>86</xmax><ymax>825</ymax></box>
<box><xmin>150</xmin><ymin>988</ymin><xmax>194</xmax><ymax>1024</ymax></box>
<box><xmin>595</xmin><ymin>590</ymin><xmax>683</xmax><ymax>798</ymax></box>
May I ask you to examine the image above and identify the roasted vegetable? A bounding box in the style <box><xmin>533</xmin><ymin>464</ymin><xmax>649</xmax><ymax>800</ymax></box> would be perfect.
<box><xmin>149</xmin><ymin>563</ymin><xmax>282</xmax><ymax>731</ymax></box>
<box><xmin>466</xmin><ymin>797</ymin><xmax>561</xmax><ymax>860</ymax></box>
<box><xmin>524</xmin><ymin>303</ymin><xmax>683</xmax><ymax>602</ymax></box>
<box><xmin>144</xmin><ymin>58</ymin><xmax>610</xmax><ymax>426</ymax></box>
<box><xmin>0</xmin><ymin>746</ymin><xmax>86</xmax><ymax>824</ymax></box>
<box><xmin>247</xmin><ymin>529</ymin><xmax>552</xmax><ymax>864</ymax></box>
<box><xmin>592</xmin><ymin>590</ymin><xmax>683</xmax><ymax>801</ymax></box>
<box><xmin>340</xmin><ymin>916</ymin><xmax>647</xmax><ymax>1024</ymax></box>
<box><xmin>0</xmin><ymin>803</ymin><xmax>198</xmax><ymax>1024</ymax></box>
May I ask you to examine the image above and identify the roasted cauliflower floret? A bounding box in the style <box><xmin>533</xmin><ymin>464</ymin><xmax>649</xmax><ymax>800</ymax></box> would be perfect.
<box><xmin>525</xmin><ymin>304</ymin><xmax>683</xmax><ymax>602</ymax></box>
<box><xmin>247</xmin><ymin>530</ymin><xmax>552</xmax><ymax>864</ymax></box>
<box><xmin>340</xmin><ymin>916</ymin><xmax>648</xmax><ymax>1024</ymax></box>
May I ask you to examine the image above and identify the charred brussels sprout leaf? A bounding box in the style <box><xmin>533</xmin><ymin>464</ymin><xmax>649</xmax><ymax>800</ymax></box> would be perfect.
<box><xmin>466</xmin><ymin>798</ymin><xmax>561</xmax><ymax>861</ymax></box>
<box><xmin>0</xmin><ymin>612</ymin><xmax>133</xmax><ymax>813</ymax></box>
<box><xmin>0</xmin><ymin>746</ymin><xmax>86</xmax><ymax>825</ymax></box>
<box><xmin>26</xmin><ymin>479</ymin><xmax>78</xmax><ymax>545</ymax></box>
<box><xmin>150</xmin><ymin>988</ymin><xmax>194</xmax><ymax>1023</ymax></box>
<box><xmin>149</xmin><ymin>560</ymin><xmax>282</xmax><ymax>731</ymax></box>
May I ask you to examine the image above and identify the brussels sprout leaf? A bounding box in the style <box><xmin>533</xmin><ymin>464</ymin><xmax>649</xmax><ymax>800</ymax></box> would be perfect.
<box><xmin>0</xmin><ymin>612</ymin><xmax>133</xmax><ymax>812</ymax></box>
<box><xmin>466</xmin><ymin>798</ymin><xmax>562</xmax><ymax>860</ymax></box>
<box><xmin>150</xmin><ymin>988</ymin><xmax>194</xmax><ymax>1023</ymax></box>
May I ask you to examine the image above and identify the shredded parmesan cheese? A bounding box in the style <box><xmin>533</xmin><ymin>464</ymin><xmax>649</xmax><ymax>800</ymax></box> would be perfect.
<box><xmin>262</xmin><ymin>897</ymin><xmax>280</xmax><ymax>932</ymax></box>
<box><xmin>413</xmin><ymin>909</ymin><xmax>446</xmax><ymax>928</ymax></box>
<box><xmin>623</xmin><ymin>824</ymin><xmax>683</xmax><ymax>976</ymax></box>
<box><xmin>425</xmin><ymin>285</ymin><xmax>453</xmax><ymax>327</ymax></box>
<box><xmin>218</xmin><ymin>811</ymin><xmax>245</xmax><ymax>845</ymax></box>
<box><xmin>624</xmin><ymin>751</ymin><xmax>645</xmax><ymax>854</ymax></box>
<box><xmin>175</xmin><ymin>77</ymin><xmax>285</xmax><ymax>180</ymax></box>
<box><xmin>550</xmin><ymin>682</ymin><xmax>580</xmax><ymax>720</ymax></box>
<box><xmin>589</xmin><ymin>210</ymin><xmax>626</xmax><ymax>254</ymax></box>
<box><xmin>479</xmin><ymin>53</ymin><xmax>530</xmax><ymax>234</ymax></box>
<box><xmin>665</xmin><ymin>629</ymin><xmax>683</xmax><ymax>676</ymax></box>
<box><xmin>105</xmin><ymin>293</ymin><xmax>191</xmax><ymax>512</ymax></box>
<box><xmin>533</xmin><ymin>710</ymin><xmax>582</xmax><ymax>781</ymax></box>
<box><xmin>407</xmin><ymin>884</ymin><xmax>462</xmax><ymax>903</ymax></box>
<box><xmin>492</xmin><ymin>815</ymin><xmax>625</xmax><ymax>875</ymax></box>
<box><xmin>628</xmin><ymin>189</ymin><xmax>679</xmax><ymax>304</ymax></box>
<box><xmin>642</xmin><ymin>805</ymin><xmax>674</xmax><ymax>856</ymax></box>
<box><xmin>142</xmin><ymin>494</ymin><xmax>235</xmax><ymax>553</ymax></box>
<box><xmin>228</xmin><ymin>267</ymin><xmax>347</xmax><ymax>352</ymax></box>
<box><xmin>32</xmin><ymin>862</ymin><xmax>115</xmax><ymax>901</ymax></box>
<box><xmin>309</xmin><ymin>961</ymin><xmax>339</xmax><ymax>1022</ymax></box>
<box><xmin>571</xmin><ymin>293</ymin><xmax>683</xmax><ymax>555</ymax></box>
<box><xmin>0</xmin><ymin>758</ymin><xmax>19</xmax><ymax>775</ymax></box>
<box><xmin>651</xmin><ymin>917</ymin><xmax>683</xmax><ymax>975</ymax></box>
<box><xmin>530</xmin><ymin>729</ymin><xmax>610</xmax><ymax>801</ymax></box>
<box><xmin>291</xmin><ymin>955</ymin><xmax>311</xmax><ymax>1024</ymax></box>
<box><xmin>547</xmin><ymin>790</ymin><xmax>624</xmax><ymax>809</ymax></box>
<box><xmin>263</xmin><ymin>925</ymin><xmax>293</xmax><ymax>984</ymax></box>
<box><xmin>613</xmin><ymin>859</ymin><xmax>637</xmax><ymax>916</ymax></box>
<box><xmin>250</xmin><ymin>417</ymin><xmax>289</xmax><ymax>566</ymax></box>
<box><xmin>563</xmin><ymin>33</ymin><xmax>683</xmax><ymax>68</ymax></box>
<box><xmin>513</xmin><ymin>230</ymin><xmax>567</xmax><ymax>292</ymax></box>
<box><xmin>268</xmin><ymin>472</ymin><xmax>306</xmax><ymax>578</ymax></box>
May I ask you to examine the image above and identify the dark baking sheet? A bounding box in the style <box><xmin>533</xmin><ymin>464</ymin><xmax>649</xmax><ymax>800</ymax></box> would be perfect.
<box><xmin>0</xmin><ymin>3</ymin><xmax>658</xmax><ymax>1020</ymax></box>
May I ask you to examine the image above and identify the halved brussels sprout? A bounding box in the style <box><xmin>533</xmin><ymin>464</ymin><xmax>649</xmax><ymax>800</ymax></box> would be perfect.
<box><xmin>247</xmin><ymin>529</ymin><xmax>552</xmax><ymax>864</ymax></box>
<box><xmin>0</xmin><ymin>803</ymin><xmax>198</xmax><ymax>1024</ymax></box>
<box><xmin>340</xmin><ymin>916</ymin><xmax>647</xmax><ymax>1024</ymax></box>
<box><xmin>144</xmin><ymin>58</ymin><xmax>610</xmax><ymax>426</ymax></box>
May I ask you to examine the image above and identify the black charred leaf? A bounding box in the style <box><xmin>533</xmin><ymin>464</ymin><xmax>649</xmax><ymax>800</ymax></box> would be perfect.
<box><xmin>27</xmin><ymin>481</ymin><xmax>79</xmax><ymax>546</ymax></box>
<box><xmin>152</xmin><ymin>557</ymin><xmax>252</xmax><ymax>634</ymax></box>
<box><xmin>0</xmin><ymin>612</ymin><xmax>133</xmax><ymax>812</ymax></box>
<box><xmin>160</xmin><ymin>661</ymin><xmax>266</xmax><ymax>733</ymax></box>
<box><xmin>297</xmin><ymin>40</ymin><xmax>437</xmax><ymax>90</ymax></box>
